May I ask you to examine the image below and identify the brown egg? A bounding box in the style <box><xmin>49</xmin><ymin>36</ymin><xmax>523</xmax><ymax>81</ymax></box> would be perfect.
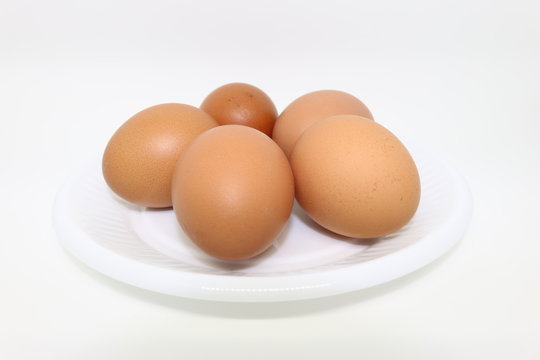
<box><xmin>272</xmin><ymin>90</ymin><xmax>373</xmax><ymax>158</ymax></box>
<box><xmin>201</xmin><ymin>83</ymin><xmax>278</xmax><ymax>136</ymax></box>
<box><xmin>172</xmin><ymin>125</ymin><xmax>294</xmax><ymax>261</ymax></box>
<box><xmin>291</xmin><ymin>115</ymin><xmax>420</xmax><ymax>238</ymax></box>
<box><xmin>102</xmin><ymin>103</ymin><xmax>217</xmax><ymax>208</ymax></box>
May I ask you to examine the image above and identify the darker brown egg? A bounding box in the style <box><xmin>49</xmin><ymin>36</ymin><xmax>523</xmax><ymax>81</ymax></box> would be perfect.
<box><xmin>201</xmin><ymin>83</ymin><xmax>278</xmax><ymax>136</ymax></box>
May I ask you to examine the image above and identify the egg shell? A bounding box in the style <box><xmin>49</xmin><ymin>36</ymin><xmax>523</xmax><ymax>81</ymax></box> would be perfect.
<box><xmin>290</xmin><ymin>115</ymin><xmax>420</xmax><ymax>238</ymax></box>
<box><xmin>102</xmin><ymin>103</ymin><xmax>217</xmax><ymax>208</ymax></box>
<box><xmin>201</xmin><ymin>83</ymin><xmax>278</xmax><ymax>136</ymax></box>
<box><xmin>272</xmin><ymin>90</ymin><xmax>373</xmax><ymax>158</ymax></box>
<box><xmin>172</xmin><ymin>125</ymin><xmax>294</xmax><ymax>261</ymax></box>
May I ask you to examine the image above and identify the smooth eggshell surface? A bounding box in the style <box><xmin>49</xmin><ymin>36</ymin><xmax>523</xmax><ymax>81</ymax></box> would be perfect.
<box><xmin>290</xmin><ymin>115</ymin><xmax>420</xmax><ymax>239</ymax></box>
<box><xmin>102</xmin><ymin>103</ymin><xmax>217</xmax><ymax>208</ymax></box>
<box><xmin>272</xmin><ymin>90</ymin><xmax>373</xmax><ymax>158</ymax></box>
<box><xmin>172</xmin><ymin>125</ymin><xmax>294</xmax><ymax>261</ymax></box>
<box><xmin>201</xmin><ymin>83</ymin><xmax>278</xmax><ymax>136</ymax></box>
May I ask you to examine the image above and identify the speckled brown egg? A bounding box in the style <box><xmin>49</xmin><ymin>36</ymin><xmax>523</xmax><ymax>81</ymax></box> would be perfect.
<box><xmin>172</xmin><ymin>125</ymin><xmax>294</xmax><ymax>261</ymax></box>
<box><xmin>201</xmin><ymin>83</ymin><xmax>278</xmax><ymax>136</ymax></box>
<box><xmin>290</xmin><ymin>115</ymin><xmax>420</xmax><ymax>238</ymax></box>
<box><xmin>102</xmin><ymin>103</ymin><xmax>217</xmax><ymax>208</ymax></box>
<box><xmin>272</xmin><ymin>90</ymin><xmax>373</xmax><ymax>157</ymax></box>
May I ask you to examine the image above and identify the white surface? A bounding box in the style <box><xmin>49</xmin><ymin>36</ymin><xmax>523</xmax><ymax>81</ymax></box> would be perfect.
<box><xmin>1</xmin><ymin>0</ymin><xmax>539</xmax><ymax>358</ymax></box>
<box><xmin>54</xmin><ymin>145</ymin><xmax>472</xmax><ymax>302</ymax></box>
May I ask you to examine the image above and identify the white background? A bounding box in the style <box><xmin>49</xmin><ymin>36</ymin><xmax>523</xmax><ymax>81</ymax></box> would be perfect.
<box><xmin>1</xmin><ymin>0</ymin><xmax>539</xmax><ymax>359</ymax></box>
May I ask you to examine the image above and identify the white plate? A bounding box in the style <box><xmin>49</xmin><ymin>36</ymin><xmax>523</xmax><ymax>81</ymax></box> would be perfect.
<box><xmin>53</xmin><ymin>144</ymin><xmax>472</xmax><ymax>302</ymax></box>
